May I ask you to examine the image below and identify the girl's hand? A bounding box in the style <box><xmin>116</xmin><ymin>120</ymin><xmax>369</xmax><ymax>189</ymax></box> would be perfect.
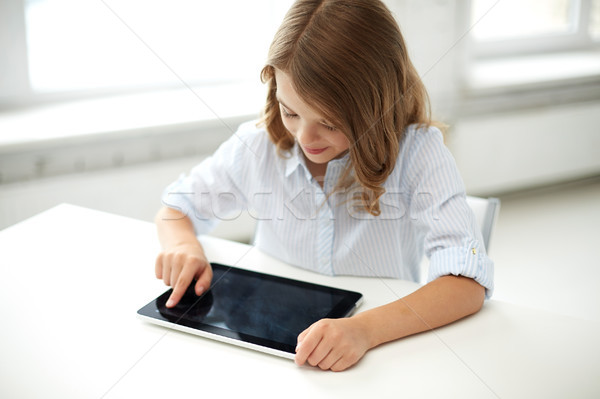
<box><xmin>155</xmin><ymin>242</ymin><xmax>212</xmax><ymax>308</ymax></box>
<box><xmin>294</xmin><ymin>317</ymin><xmax>372</xmax><ymax>371</ymax></box>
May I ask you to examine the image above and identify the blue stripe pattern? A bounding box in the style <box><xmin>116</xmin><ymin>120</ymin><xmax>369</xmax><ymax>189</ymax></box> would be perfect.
<box><xmin>162</xmin><ymin>120</ymin><xmax>495</xmax><ymax>298</ymax></box>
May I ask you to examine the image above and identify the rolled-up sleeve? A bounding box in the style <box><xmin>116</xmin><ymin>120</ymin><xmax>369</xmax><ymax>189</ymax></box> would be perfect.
<box><xmin>428</xmin><ymin>239</ymin><xmax>495</xmax><ymax>299</ymax></box>
<box><xmin>404</xmin><ymin>127</ymin><xmax>495</xmax><ymax>298</ymax></box>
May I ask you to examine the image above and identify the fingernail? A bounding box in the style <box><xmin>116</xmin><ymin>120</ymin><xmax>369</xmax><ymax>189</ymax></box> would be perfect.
<box><xmin>166</xmin><ymin>298</ymin><xmax>174</xmax><ymax>308</ymax></box>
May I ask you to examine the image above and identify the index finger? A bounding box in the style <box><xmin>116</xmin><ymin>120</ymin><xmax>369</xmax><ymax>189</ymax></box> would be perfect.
<box><xmin>165</xmin><ymin>264</ymin><xmax>196</xmax><ymax>308</ymax></box>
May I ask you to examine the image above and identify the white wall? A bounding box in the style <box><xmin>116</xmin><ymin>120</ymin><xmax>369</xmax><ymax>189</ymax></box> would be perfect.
<box><xmin>449</xmin><ymin>101</ymin><xmax>600</xmax><ymax>195</ymax></box>
<box><xmin>0</xmin><ymin>154</ymin><xmax>257</xmax><ymax>241</ymax></box>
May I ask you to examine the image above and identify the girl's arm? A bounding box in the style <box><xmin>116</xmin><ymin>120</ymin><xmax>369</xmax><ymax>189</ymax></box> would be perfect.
<box><xmin>294</xmin><ymin>275</ymin><xmax>484</xmax><ymax>371</ymax></box>
<box><xmin>154</xmin><ymin>206</ymin><xmax>213</xmax><ymax>308</ymax></box>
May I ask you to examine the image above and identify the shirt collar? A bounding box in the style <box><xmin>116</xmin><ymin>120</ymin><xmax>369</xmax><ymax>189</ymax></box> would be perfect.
<box><xmin>284</xmin><ymin>143</ymin><xmax>311</xmax><ymax>180</ymax></box>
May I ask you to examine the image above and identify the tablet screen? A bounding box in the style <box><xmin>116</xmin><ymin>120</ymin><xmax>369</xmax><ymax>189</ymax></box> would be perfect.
<box><xmin>137</xmin><ymin>263</ymin><xmax>363</xmax><ymax>356</ymax></box>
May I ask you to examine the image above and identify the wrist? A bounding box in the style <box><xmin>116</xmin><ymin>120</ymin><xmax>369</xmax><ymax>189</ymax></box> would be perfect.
<box><xmin>352</xmin><ymin>311</ymin><xmax>384</xmax><ymax>349</ymax></box>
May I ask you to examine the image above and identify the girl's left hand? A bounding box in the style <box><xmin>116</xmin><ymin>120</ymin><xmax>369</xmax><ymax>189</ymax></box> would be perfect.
<box><xmin>294</xmin><ymin>317</ymin><xmax>372</xmax><ymax>371</ymax></box>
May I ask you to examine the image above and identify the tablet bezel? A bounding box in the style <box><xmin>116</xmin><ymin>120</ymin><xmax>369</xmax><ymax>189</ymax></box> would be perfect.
<box><xmin>137</xmin><ymin>263</ymin><xmax>363</xmax><ymax>359</ymax></box>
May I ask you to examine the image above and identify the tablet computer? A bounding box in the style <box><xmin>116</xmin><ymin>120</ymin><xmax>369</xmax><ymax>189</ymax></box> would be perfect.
<box><xmin>137</xmin><ymin>263</ymin><xmax>363</xmax><ymax>359</ymax></box>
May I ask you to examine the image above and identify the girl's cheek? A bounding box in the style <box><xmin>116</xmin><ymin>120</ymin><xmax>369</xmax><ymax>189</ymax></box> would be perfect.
<box><xmin>281</xmin><ymin>119</ymin><xmax>296</xmax><ymax>136</ymax></box>
<box><xmin>335</xmin><ymin>133</ymin><xmax>351</xmax><ymax>149</ymax></box>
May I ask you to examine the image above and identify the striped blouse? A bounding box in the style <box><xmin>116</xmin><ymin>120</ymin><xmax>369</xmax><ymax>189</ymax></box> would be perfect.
<box><xmin>162</xmin><ymin>120</ymin><xmax>494</xmax><ymax>298</ymax></box>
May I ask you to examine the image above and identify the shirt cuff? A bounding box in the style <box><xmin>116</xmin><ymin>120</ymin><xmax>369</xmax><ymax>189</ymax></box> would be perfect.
<box><xmin>427</xmin><ymin>240</ymin><xmax>495</xmax><ymax>299</ymax></box>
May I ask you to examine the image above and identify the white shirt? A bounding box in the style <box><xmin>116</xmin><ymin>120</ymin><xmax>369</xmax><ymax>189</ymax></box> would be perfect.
<box><xmin>163</xmin><ymin>120</ymin><xmax>494</xmax><ymax>297</ymax></box>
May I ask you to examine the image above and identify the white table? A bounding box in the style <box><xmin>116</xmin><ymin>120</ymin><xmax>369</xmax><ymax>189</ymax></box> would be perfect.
<box><xmin>1</xmin><ymin>204</ymin><xmax>599</xmax><ymax>398</ymax></box>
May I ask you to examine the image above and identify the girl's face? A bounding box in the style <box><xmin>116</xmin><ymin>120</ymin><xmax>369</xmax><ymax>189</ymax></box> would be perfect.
<box><xmin>275</xmin><ymin>69</ymin><xmax>350</xmax><ymax>166</ymax></box>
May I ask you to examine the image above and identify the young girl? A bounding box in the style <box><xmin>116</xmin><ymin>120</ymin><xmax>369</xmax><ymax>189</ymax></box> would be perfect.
<box><xmin>154</xmin><ymin>0</ymin><xmax>493</xmax><ymax>372</ymax></box>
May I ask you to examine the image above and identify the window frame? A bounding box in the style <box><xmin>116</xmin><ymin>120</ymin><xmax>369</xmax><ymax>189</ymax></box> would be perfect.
<box><xmin>0</xmin><ymin>0</ymin><xmax>32</xmax><ymax>108</ymax></box>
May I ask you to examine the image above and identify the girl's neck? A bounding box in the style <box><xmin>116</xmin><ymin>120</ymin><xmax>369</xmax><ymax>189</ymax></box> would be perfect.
<box><xmin>304</xmin><ymin>157</ymin><xmax>327</xmax><ymax>188</ymax></box>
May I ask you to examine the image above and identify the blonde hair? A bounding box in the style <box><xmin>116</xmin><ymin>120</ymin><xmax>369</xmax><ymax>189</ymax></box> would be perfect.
<box><xmin>260</xmin><ymin>0</ymin><xmax>433</xmax><ymax>215</ymax></box>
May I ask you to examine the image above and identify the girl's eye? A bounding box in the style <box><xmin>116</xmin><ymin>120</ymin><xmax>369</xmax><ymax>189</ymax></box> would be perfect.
<box><xmin>280</xmin><ymin>107</ymin><xmax>298</xmax><ymax>119</ymax></box>
<box><xmin>279</xmin><ymin>104</ymin><xmax>337</xmax><ymax>131</ymax></box>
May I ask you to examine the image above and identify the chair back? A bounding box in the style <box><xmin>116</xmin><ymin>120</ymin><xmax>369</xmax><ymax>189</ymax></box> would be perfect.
<box><xmin>466</xmin><ymin>196</ymin><xmax>500</xmax><ymax>252</ymax></box>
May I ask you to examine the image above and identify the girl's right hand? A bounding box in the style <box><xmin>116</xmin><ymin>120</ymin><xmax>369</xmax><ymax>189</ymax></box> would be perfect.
<box><xmin>154</xmin><ymin>241</ymin><xmax>213</xmax><ymax>308</ymax></box>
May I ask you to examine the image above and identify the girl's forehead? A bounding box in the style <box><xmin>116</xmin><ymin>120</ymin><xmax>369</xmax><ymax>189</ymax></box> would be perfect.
<box><xmin>274</xmin><ymin>69</ymin><xmax>335</xmax><ymax>122</ymax></box>
<box><xmin>274</xmin><ymin>70</ymin><xmax>309</xmax><ymax>110</ymax></box>
<box><xmin>274</xmin><ymin>68</ymin><xmax>299</xmax><ymax>98</ymax></box>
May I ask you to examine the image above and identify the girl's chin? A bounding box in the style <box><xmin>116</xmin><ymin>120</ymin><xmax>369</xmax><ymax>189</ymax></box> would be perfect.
<box><xmin>302</xmin><ymin>151</ymin><xmax>331</xmax><ymax>164</ymax></box>
<box><xmin>302</xmin><ymin>148</ymin><xmax>349</xmax><ymax>164</ymax></box>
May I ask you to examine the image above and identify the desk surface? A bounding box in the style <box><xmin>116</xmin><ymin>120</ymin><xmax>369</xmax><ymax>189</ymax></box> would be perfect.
<box><xmin>1</xmin><ymin>204</ymin><xmax>599</xmax><ymax>399</ymax></box>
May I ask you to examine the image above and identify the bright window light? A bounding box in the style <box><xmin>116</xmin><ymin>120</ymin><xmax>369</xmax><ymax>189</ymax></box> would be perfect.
<box><xmin>25</xmin><ymin>0</ymin><xmax>293</xmax><ymax>93</ymax></box>
<box><xmin>471</xmin><ymin>0</ymin><xmax>574</xmax><ymax>41</ymax></box>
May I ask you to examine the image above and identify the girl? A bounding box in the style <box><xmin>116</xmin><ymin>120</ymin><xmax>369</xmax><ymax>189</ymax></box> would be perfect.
<box><xmin>155</xmin><ymin>0</ymin><xmax>494</xmax><ymax>372</ymax></box>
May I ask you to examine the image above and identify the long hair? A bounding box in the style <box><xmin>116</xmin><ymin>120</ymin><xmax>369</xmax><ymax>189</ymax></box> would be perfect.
<box><xmin>260</xmin><ymin>0</ymin><xmax>433</xmax><ymax>215</ymax></box>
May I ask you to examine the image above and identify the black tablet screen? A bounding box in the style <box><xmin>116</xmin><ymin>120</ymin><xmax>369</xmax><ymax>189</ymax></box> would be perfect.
<box><xmin>137</xmin><ymin>263</ymin><xmax>363</xmax><ymax>354</ymax></box>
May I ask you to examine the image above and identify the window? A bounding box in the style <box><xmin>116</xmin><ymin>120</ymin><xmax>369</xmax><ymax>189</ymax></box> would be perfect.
<box><xmin>470</xmin><ymin>0</ymin><xmax>600</xmax><ymax>57</ymax></box>
<box><xmin>0</xmin><ymin>0</ymin><xmax>294</xmax><ymax>108</ymax></box>
<box><xmin>464</xmin><ymin>0</ymin><xmax>600</xmax><ymax>99</ymax></box>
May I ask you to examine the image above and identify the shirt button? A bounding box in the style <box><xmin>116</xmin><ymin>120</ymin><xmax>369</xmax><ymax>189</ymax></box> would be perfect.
<box><xmin>471</xmin><ymin>248</ymin><xmax>477</xmax><ymax>255</ymax></box>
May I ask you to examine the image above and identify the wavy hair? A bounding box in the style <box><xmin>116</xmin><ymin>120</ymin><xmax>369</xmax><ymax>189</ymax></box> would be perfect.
<box><xmin>260</xmin><ymin>0</ymin><xmax>433</xmax><ymax>215</ymax></box>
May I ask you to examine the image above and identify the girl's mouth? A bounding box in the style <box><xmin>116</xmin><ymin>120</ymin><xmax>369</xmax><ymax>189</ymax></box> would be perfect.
<box><xmin>303</xmin><ymin>146</ymin><xmax>327</xmax><ymax>155</ymax></box>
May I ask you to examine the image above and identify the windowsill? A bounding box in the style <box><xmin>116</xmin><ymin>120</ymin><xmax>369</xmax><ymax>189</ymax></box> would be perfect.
<box><xmin>457</xmin><ymin>50</ymin><xmax>600</xmax><ymax>115</ymax></box>
<box><xmin>0</xmin><ymin>82</ymin><xmax>265</xmax><ymax>183</ymax></box>
<box><xmin>0</xmin><ymin>81</ymin><xmax>266</xmax><ymax>153</ymax></box>
<box><xmin>3</xmin><ymin>51</ymin><xmax>598</xmax><ymax>151</ymax></box>
<box><xmin>468</xmin><ymin>50</ymin><xmax>600</xmax><ymax>92</ymax></box>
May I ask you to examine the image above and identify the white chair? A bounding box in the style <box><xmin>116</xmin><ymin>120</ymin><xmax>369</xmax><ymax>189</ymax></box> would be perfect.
<box><xmin>466</xmin><ymin>195</ymin><xmax>501</xmax><ymax>252</ymax></box>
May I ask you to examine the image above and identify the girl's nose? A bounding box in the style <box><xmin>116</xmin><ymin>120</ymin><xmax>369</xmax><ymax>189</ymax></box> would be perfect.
<box><xmin>295</xmin><ymin>123</ymin><xmax>320</xmax><ymax>146</ymax></box>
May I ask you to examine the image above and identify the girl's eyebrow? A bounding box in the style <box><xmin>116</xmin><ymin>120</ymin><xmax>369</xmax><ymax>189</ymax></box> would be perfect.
<box><xmin>275</xmin><ymin>95</ymin><xmax>294</xmax><ymax>112</ymax></box>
